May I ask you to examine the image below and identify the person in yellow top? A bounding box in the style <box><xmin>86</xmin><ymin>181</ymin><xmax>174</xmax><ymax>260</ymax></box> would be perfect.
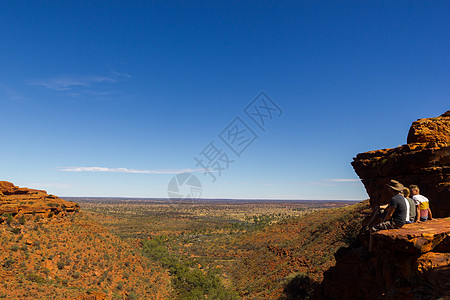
<box><xmin>409</xmin><ymin>185</ymin><xmax>433</xmax><ymax>222</ymax></box>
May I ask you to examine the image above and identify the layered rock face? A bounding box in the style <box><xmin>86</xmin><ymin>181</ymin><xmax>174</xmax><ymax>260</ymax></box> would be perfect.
<box><xmin>0</xmin><ymin>181</ymin><xmax>79</xmax><ymax>220</ymax></box>
<box><xmin>407</xmin><ymin>110</ymin><xmax>450</xmax><ymax>145</ymax></box>
<box><xmin>316</xmin><ymin>111</ymin><xmax>450</xmax><ymax>299</ymax></box>
<box><xmin>352</xmin><ymin>111</ymin><xmax>450</xmax><ymax>218</ymax></box>
<box><xmin>316</xmin><ymin>218</ymin><xmax>450</xmax><ymax>299</ymax></box>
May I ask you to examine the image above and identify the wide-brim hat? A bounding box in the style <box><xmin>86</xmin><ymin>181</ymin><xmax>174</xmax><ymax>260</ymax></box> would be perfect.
<box><xmin>386</xmin><ymin>179</ymin><xmax>405</xmax><ymax>192</ymax></box>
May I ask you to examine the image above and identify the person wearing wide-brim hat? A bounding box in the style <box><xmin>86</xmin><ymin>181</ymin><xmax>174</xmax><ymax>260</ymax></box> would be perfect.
<box><xmin>369</xmin><ymin>180</ymin><xmax>409</xmax><ymax>252</ymax></box>
<box><xmin>386</xmin><ymin>180</ymin><xmax>406</xmax><ymax>193</ymax></box>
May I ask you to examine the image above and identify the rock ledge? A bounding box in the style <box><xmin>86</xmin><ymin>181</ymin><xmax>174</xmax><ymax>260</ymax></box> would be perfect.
<box><xmin>317</xmin><ymin>218</ymin><xmax>450</xmax><ymax>299</ymax></box>
<box><xmin>352</xmin><ymin>110</ymin><xmax>450</xmax><ymax>218</ymax></box>
<box><xmin>0</xmin><ymin>181</ymin><xmax>79</xmax><ymax>221</ymax></box>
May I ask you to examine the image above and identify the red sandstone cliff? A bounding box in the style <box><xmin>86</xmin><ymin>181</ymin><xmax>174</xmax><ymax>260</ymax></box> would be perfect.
<box><xmin>0</xmin><ymin>181</ymin><xmax>79</xmax><ymax>220</ymax></box>
<box><xmin>0</xmin><ymin>182</ymin><xmax>170</xmax><ymax>299</ymax></box>
<box><xmin>352</xmin><ymin>111</ymin><xmax>450</xmax><ymax>218</ymax></box>
<box><xmin>316</xmin><ymin>219</ymin><xmax>450</xmax><ymax>299</ymax></box>
<box><xmin>316</xmin><ymin>111</ymin><xmax>450</xmax><ymax>299</ymax></box>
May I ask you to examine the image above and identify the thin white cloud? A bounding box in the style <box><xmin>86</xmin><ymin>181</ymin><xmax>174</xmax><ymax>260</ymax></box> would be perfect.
<box><xmin>325</xmin><ymin>179</ymin><xmax>361</xmax><ymax>182</ymax></box>
<box><xmin>111</xmin><ymin>70</ymin><xmax>132</xmax><ymax>78</ymax></box>
<box><xmin>0</xmin><ymin>83</ymin><xmax>28</xmax><ymax>102</ymax></box>
<box><xmin>27</xmin><ymin>72</ymin><xmax>131</xmax><ymax>100</ymax></box>
<box><xmin>223</xmin><ymin>179</ymin><xmax>361</xmax><ymax>187</ymax></box>
<box><xmin>28</xmin><ymin>75</ymin><xmax>116</xmax><ymax>91</ymax></box>
<box><xmin>56</xmin><ymin>167</ymin><xmax>209</xmax><ymax>174</ymax></box>
<box><xmin>25</xmin><ymin>182</ymin><xmax>72</xmax><ymax>189</ymax></box>
<box><xmin>295</xmin><ymin>179</ymin><xmax>361</xmax><ymax>186</ymax></box>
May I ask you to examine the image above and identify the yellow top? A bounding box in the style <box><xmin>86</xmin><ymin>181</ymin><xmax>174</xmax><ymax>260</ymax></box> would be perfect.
<box><xmin>419</xmin><ymin>200</ymin><xmax>429</xmax><ymax>211</ymax></box>
<box><xmin>413</xmin><ymin>194</ymin><xmax>430</xmax><ymax>218</ymax></box>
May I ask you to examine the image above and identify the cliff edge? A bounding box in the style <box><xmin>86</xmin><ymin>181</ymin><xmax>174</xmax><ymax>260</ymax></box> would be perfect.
<box><xmin>0</xmin><ymin>182</ymin><xmax>170</xmax><ymax>299</ymax></box>
<box><xmin>352</xmin><ymin>110</ymin><xmax>450</xmax><ymax>218</ymax></box>
<box><xmin>316</xmin><ymin>219</ymin><xmax>450</xmax><ymax>299</ymax></box>
<box><xmin>0</xmin><ymin>181</ymin><xmax>79</xmax><ymax>221</ymax></box>
<box><xmin>316</xmin><ymin>111</ymin><xmax>450</xmax><ymax>299</ymax></box>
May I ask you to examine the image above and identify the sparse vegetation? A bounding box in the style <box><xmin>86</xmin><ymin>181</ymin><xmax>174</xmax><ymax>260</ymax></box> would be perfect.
<box><xmin>0</xmin><ymin>195</ymin><xmax>368</xmax><ymax>299</ymax></box>
<box><xmin>18</xmin><ymin>215</ymin><xmax>26</xmax><ymax>225</ymax></box>
<box><xmin>3</xmin><ymin>258</ymin><xmax>15</xmax><ymax>269</ymax></box>
<box><xmin>0</xmin><ymin>211</ymin><xmax>170</xmax><ymax>299</ymax></box>
<box><xmin>78</xmin><ymin>198</ymin><xmax>365</xmax><ymax>299</ymax></box>
<box><xmin>10</xmin><ymin>227</ymin><xmax>21</xmax><ymax>234</ymax></box>
<box><xmin>142</xmin><ymin>236</ymin><xmax>239</xmax><ymax>299</ymax></box>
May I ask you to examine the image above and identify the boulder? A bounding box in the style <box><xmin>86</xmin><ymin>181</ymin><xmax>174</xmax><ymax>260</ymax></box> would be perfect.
<box><xmin>0</xmin><ymin>181</ymin><xmax>16</xmax><ymax>195</ymax></box>
<box><xmin>407</xmin><ymin>110</ymin><xmax>450</xmax><ymax>144</ymax></box>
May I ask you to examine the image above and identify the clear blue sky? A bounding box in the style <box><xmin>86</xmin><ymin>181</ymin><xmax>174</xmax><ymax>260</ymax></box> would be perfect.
<box><xmin>1</xmin><ymin>1</ymin><xmax>448</xmax><ymax>200</ymax></box>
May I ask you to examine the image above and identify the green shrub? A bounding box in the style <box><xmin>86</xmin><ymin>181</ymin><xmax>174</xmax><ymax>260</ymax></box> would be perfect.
<box><xmin>26</xmin><ymin>273</ymin><xmax>45</xmax><ymax>284</ymax></box>
<box><xmin>127</xmin><ymin>292</ymin><xmax>138</xmax><ymax>300</ymax></box>
<box><xmin>339</xmin><ymin>214</ymin><xmax>363</xmax><ymax>246</ymax></box>
<box><xmin>10</xmin><ymin>227</ymin><xmax>21</xmax><ymax>235</ymax></box>
<box><xmin>2</xmin><ymin>258</ymin><xmax>15</xmax><ymax>269</ymax></box>
<box><xmin>5</xmin><ymin>214</ymin><xmax>13</xmax><ymax>225</ymax></box>
<box><xmin>18</xmin><ymin>215</ymin><xmax>26</xmax><ymax>225</ymax></box>
<box><xmin>57</xmin><ymin>261</ymin><xmax>65</xmax><ymax>270</ymax></box>
<box><xmin>141</xmin><ymin>238</ymin><xmax>239</xmax><ymax>300</ymax></box>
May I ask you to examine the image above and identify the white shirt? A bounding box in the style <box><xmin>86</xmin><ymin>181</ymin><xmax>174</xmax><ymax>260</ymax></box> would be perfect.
<box><xmin>412</xmin><ymin>194</ymin><xmax>429</xmax><ymax>206</ymax></box>
<box><xmin>403</xmin><ymin>195</ymin><xmax>410</xmax><ymax>222</ymax></box>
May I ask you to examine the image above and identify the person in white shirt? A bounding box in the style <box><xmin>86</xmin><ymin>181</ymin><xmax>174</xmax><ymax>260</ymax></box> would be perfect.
<box><xmin>409</xmin><ymin>185</ymin><xmax>433</xmax><ymax>222</ymax></box>
<box><xmin>403</xmin><ymin>188</ymin><xmax>416</xmax><ymax>223</ymax></box>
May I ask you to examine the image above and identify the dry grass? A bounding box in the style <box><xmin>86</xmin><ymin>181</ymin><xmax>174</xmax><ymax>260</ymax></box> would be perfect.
<box><xmin>0</xmin><ymin>212</ymin><xmax>171</xmax><ymax>299</ymax></box>
<box><xmin>79</xmin><ymin>198</ymin><xmax>365</xmax><ymax>299</ymax></box>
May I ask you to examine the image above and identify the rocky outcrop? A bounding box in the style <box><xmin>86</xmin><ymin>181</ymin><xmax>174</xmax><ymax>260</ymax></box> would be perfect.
<box><xmin>0</xmin><ymin>181</ymin><xmax>79</xmax><ymax>220</ymax></box>
<box><xmin>407</xmin><ymin>110</ymin><xmax>450</xmax><ymax>145</ymax></box>
<box><xmin>352</xmin><ymin>111</ymin><xmax>450</xmax><ymax>218</ymax></box>
<box><xmin>316</xmin><ymin>218</ymin><xmax>450</xmax><ymax>299</ymax></box>
<box><xmin>0</xmin><ymin>181</ymin><xmax>29</xmax><ymax>195</ymax></box>
<box><xmin>316</xmin><ymin>112</ymin><xmax>450</xmax><ymax>299</ymax></box>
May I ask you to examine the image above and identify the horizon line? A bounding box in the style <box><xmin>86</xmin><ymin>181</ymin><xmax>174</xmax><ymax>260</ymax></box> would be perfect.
<box><xmin>61</xmin><ymin>196</ymin><xmax>364</xmax><ymax>201</ymax></box>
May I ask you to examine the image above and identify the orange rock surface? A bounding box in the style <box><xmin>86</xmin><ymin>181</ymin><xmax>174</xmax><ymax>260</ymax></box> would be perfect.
<box><xmin>318</xmin><ymin>112</ymin><xmax>450</xmax><ymax>299</ymax></box>
<box><xmin>0</xmin><ymin>181</ymin><xmax>171</xmax><ymax>299</ymax></box>
<box><xmin>317</xmin><ymin>218</ymin><xmax>450</xmax><ymax>299</ymax></box>
<box><xmin>352</xmin><ymin>111</ymin><xmax>450</xmax><ymax>218</ymax></box>
<box><xmin>0</xmin><ymin>181</ymin><xmax>79</xmax><ymax>220</ymax></box>
<box><xmin>373</xmin><ymin>218</ymin><xmax>450</xmax><ymax>254</ymax></box>
<box><xmin>407</xmin><ymin>110</ymin><xmax>450</xmax><ymax>145</ymax></box>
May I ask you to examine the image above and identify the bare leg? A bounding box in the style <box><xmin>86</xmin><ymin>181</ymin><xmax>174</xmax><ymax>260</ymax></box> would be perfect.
<box><xmin>367</xmin><ymin>208</ymin><xmax>381</xmax><ymax>228</ymax></box>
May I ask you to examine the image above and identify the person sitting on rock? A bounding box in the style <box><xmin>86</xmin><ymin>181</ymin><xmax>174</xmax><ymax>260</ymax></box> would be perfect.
<box><xmin>409</xmin><ymin>185</ymin><xmax>433</xmax><ymax>222</ymax></box>
<box><xmin>366</xmin><ymin>204</ymin><xmax>389</xmax><ymax>229</ymax></box>
<box><xmin>369</xmin><ymin>180</ymin><xmax>408</xmax><ymax>252</ymax></box>
<box><xmin>403</xmin><ymin>188</ymin><xmax>416</xmax><ymax>223</ymax></box>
